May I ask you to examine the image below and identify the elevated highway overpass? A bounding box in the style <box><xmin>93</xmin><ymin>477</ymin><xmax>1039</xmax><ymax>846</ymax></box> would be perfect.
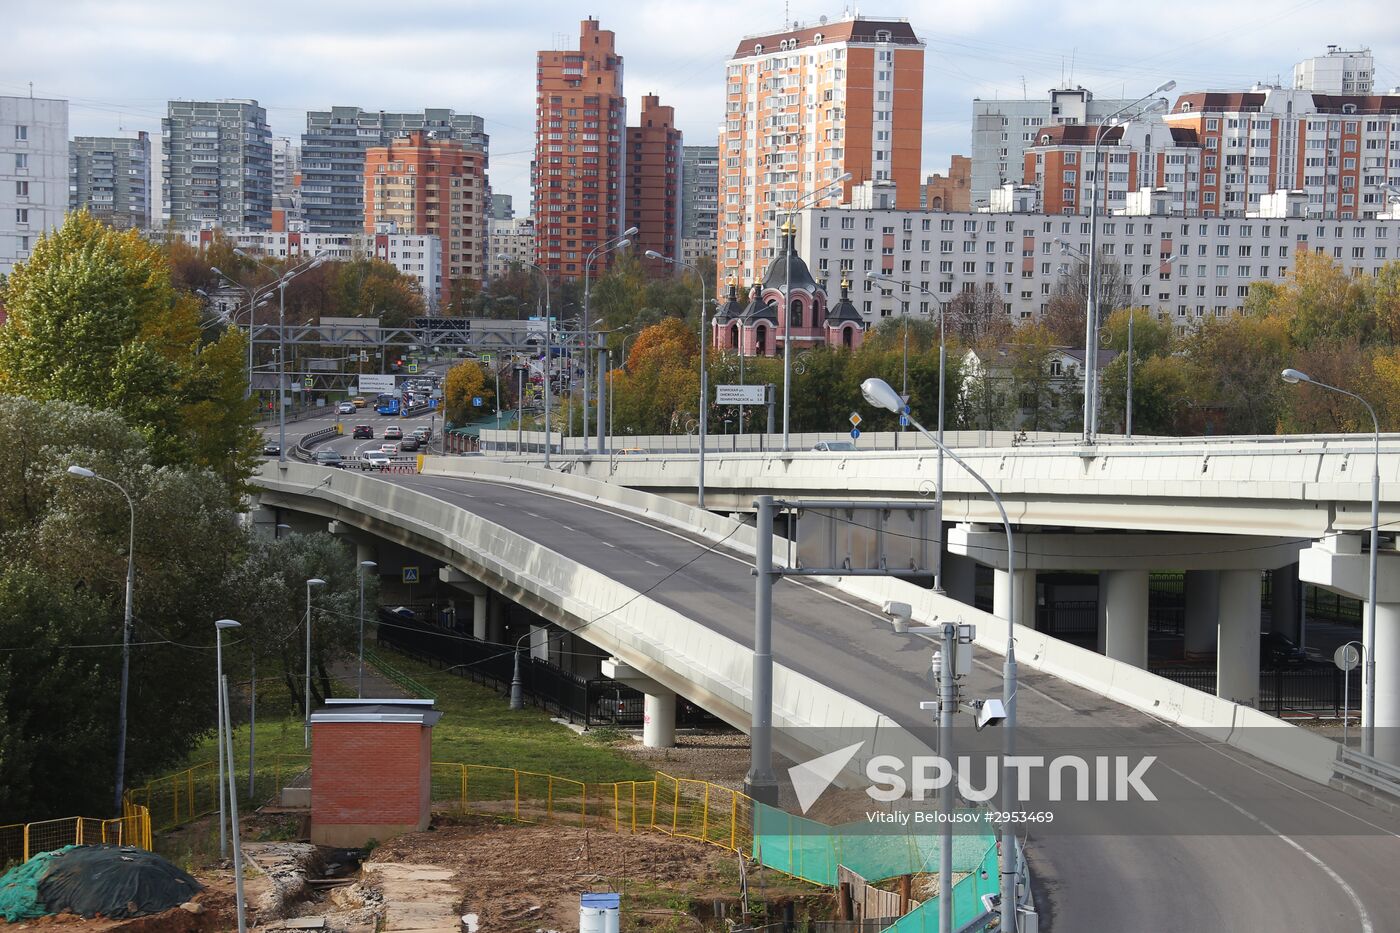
<box><xmin>252</xmin><ymin>455</ymin><xmax>1400</xmax><ymax>932</ymax></box>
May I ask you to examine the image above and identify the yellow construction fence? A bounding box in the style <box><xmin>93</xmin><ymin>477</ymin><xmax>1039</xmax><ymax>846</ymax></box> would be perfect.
<box><xmin>0</xmin><ymin>808</ymin><xmax>151</xmax><ymax>866</ymax></box>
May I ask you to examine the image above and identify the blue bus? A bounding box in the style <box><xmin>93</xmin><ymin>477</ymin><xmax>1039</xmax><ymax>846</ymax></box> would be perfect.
<box><xmin>374</xmin><ymin>394</ymin><xmax>400</xmax><ymax>416</ymax></box>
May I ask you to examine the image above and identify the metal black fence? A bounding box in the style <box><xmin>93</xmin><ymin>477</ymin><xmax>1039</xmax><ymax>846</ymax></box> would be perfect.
<box><xmin>1150</xmin><ymin>665</ymin><xmax>1363</xmax><ymax>717</ymax></box>
<box><xmin>374</xmin><ymin>608</ymin><xmax>717</xmax><ymax>728</ymax></box>
<box><xmin>1149</xmin><ymin>572</ymin><xmax>1185</xmax><ymax>635</ymax></box>
<box><xmin>1037</xmin><ymin>601</ymin><xmax>1097</xmax><ymax>642</ymax></box>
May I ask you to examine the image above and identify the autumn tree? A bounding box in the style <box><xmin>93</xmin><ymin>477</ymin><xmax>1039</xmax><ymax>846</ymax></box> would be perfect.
<box><xmin>0</xmin><ymin>212</ymin><xmax>258</xmax><ymax>486</ymax></box>
<box><xmin>444</xmin><ymin>359</ymin><xmax>493</xmax><ymax>425</ymax></box>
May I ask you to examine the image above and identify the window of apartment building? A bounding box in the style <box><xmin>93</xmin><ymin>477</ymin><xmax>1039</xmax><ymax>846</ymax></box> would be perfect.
<box><xmin>14</xmin><ymin>153</ymin><xmax>27</xmax><ymax>170</ymax></box>
<box><xmin>962</xmin><ymin>261</ymin><xmax>975</xmax><ymax>274</ymax></box>
<box><xmin>14</xmin><ymin>125</ymin><xmax>27</xmax><ymax>141</ymax></box>
<box><xmin>14</xmin><ymin>181</ymin><xmax>28</xmax><ymax>197</ymax></box>
<box><xmin>15</xmin><ymin>209</ymin><xmax>29</xmax><ymax>224</ymax></box>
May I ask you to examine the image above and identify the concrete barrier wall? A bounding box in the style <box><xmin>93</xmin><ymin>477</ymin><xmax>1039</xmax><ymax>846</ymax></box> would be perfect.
<box><xmin>418</xmin><ymin>456</ymin><xmax>1342</xmax><ymax>786</ymax></box>
<box><xmin>254</xmin><ymin>462</ymin><xmax>907</xmax><ymax>776</ymax></box>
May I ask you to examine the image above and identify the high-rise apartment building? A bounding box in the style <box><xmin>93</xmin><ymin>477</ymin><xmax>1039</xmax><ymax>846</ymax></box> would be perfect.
<box><xmin>718</xmin><ymin>15</ymin><xmax>925</xmax><ymax>284</ymax></box>
<box><xmin>1294</xmin><ymin>46</ymin><xmax>1375</xmax><ymax>94</ymax></box>
<box><xmin>533</xmin><ymin>17</ymin><xmax>626</xmax><ymax>281</ymax></box>
<box><xmin>70</xmin><ymin>132</ymin><xmax>151</xmax><ymax>229</ymax></box>
<box><xmin>363</xmin><ymin>131</ymin><xmax>488</xmax><ymax>308</ymax></box>
<box><xmin>1</xmin><ymin>96</ymin><xmax>68</xmax><ymax>276</ymax></box>
<box><xmin>488</xmin><ymin>216</ymin><xmax>535</xmax><ymax>282</ymax></box>
<box><xmin>971</xmin><ymin>88</ymin><xmax>1138</xmax><ymax>208</ymax></box>
<box><xmin>627</xmin><ymin>94</ymin><xmax>682</xmax><ymax>273</ymax></box>
<box><xmin>1023</xmin><ymin>121</ymin><xmax>1206</xmax><ymax>216</ymax></box>
<box><xmin>1163</xmin><ymin>87</ymin><xmax>1400</xmax><ymax>218</ymax></box>
<box><xmin>681</xmin><ymin>145</ymin><xmax>718</xmax><ymax>239</ymax></box>
<box><xmin>301</xmin><ymin>107</ymin><xmax>488</xmax><ymax>233</ymax></box>
<box><xmin>490</xmin><ymin>193</ymin><xmax>515</xmax><ymax>220</ymax></box>
<box><xmin>270</xmin><ymin>137</ymin><xmax>299</xmax><ymax>198</ymax></box>
<box><xmin>163</xmin><ymin>99</ymin><xmax>272</xmax><ymax>230</ymax></box>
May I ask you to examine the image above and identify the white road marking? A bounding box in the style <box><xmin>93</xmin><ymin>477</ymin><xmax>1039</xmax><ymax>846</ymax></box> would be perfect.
<box><xmin>645</xmin><ymin>560</ymin><xmax>661</xmax><ymax>567</ymax></box>
<box><xmin>524</xmin><ymin>511</ymin><xmax>541</xmax><ymax>519</ymax></box>
<box><xmin>1164</xmin><ymin>764</ymin><xmax>1374</xmax><ymax>933</ymax></box>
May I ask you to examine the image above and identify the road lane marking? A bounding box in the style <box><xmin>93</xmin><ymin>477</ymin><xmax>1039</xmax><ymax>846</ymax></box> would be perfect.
<box><xmin>1164</xmin><ymin>764</ymin><xmax>1374</xmax><ymax>933</ymax></box>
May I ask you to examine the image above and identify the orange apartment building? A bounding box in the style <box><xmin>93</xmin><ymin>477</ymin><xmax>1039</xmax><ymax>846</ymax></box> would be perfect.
<box><xmin>363</xmin><ymin>131</ymin><xmax>487</xmax><ymax>306</ymax></box>
<box><xmin>922</xmin><ymin>154</ymin><xmax>971</xmax><ymax>212</ymax></box>
<box><xmin>627</xmin><ymin>94</ymin><xmax>683</xmax><ymax>274</ymax></box>
<box><xmin>718</xmin><ymin>15</ymin><xmax>925</xmax><ymax>284</ymax></box>
<box><xmin>533</xmin><ymin>18</ymin><xmax>626</xmax><ymax>281</ymax></box>
<box><xmin>1022</xmin><ymin>123</ymin><xmax>1206</xmax><ymax>216</ymax></box>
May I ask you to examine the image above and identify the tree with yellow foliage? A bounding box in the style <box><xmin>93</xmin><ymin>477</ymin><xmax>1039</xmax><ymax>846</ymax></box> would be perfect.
<box><xmin>444</xmin><ymin>359</ymin><xmax>493</xmax><ymax>425</ymax></box>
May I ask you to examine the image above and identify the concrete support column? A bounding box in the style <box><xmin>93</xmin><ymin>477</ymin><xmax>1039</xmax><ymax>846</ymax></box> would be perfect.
<box><xmin>942</xmin><ymin>553</ymin><xmax>978</xmax><ymax>606</ymax></box>
<box><xmin>472</xmin><ymin>593</ymin><xmax>488</xmax><ymax>641</ymax></box>
<box><xmin>993</xmin><ymin>566</ymin><xmax>1036</xmax><ymax>630</ymax></box>
<box><xmin>643</xmin><ymin>690</ymin><xmax>677</xmax><ymax>749</ymax></box>
<box><xmin>1270</xmin><ymin>563</ymin><xmax>1301</xmax><ymax>643</ymax></box>
<box><xmin>1103</xmin><ymin>570</ymin><xmax>1150</xmax><ymax>668</ymax></box>
<box><xmin>1183</xmin><ymin>570</ymin><xmax>1220</xmax><ymax>658</ymax></box>
<box><xmin>1372</xmin><ymin>603</ymin><xmax>1400</xmax><ymax>763</ymax></box>
<box><xmin>1217</xmin><ymin>570</ymin><xmax>1262</xmax><ymax>707</ymax></box>
<box><xmin>355</xmin><ymin>541</ymin><xmax>377</xmax><ymax>566</ymax></box>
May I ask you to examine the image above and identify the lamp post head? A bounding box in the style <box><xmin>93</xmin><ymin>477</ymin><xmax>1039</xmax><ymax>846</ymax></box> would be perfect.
<box><xmin>310</xmin><ymin>256</ymin><xmax>327</xmax><ymax>269</ymax></box>
<box><xmin>215</xmin><ymin>619</ymin><xmax>241</xmax><ymax>630</ymax></box>
<box><xmin>66</xmin><ymin>465</ymin><xmax>96</xmax><ymax>479</ymax></box>
<box><xmin>307</xmin><ymin>578</ymin><xmax>327</xmax><ymax>587</ymax></box>
<box><xmin>835</xmin><ymin>171</ymin><xmax>853</xmax><ymax>183</ymax></box>
<box><xmin>1281</xmin><ymin>368</ymin><xmax>1312</xmax><ymax>385</ymax></box>
<box><xmin>1155</xmin><ymin>80</ymin><xmax>1177</xmax><ymax>94</ymax></box>
<box><xmin>644</xmin><ymin>250</ymin><xmax>664</xmax><ymax>260</ymax></box>
<box><xmin>614</xmin><ymin>238</ymin><xmax>631</xmax><ymax>249</ymax></box>
<box><xmin>622</xmin><ymin>226</ymin><xmax>639</xmax><ymax>237</ymax></box>
<box><xmin>210</xmin><ymin>267</ymin><xmax>225</xmax><ymax>278</ymax></box>
<box><xmin>861</xmin><ymin>377</ymin><xmax>904</xmax><ymax>415</ymax></box>
<box><xmin>233</xmin><ymin>248</ymin><xmax>249</xmax><ymax>258</ymax></box>
<box><xmin>496</xmin><ymin>253</ymin><xmax>510</xmax><ymax>261</ymax></box>
<box><xmin>360</xmin><ymin>560</ymin><xmax>378</xmax><ymax>571</ymax></box>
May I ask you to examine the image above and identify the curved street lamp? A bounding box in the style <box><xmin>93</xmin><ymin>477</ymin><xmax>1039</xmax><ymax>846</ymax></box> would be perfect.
<box><xmin>1282</xmin><ymin>368</ymin><xmax>1380</xmax><ymax>757</ymax></box>
<box><xmin>860</xmin><ymin>377</ymin><xmax>1021</xmax><ymax>933</ymax></box>
<box><xmin>583</xmin><ymin>229</ymin><xmax>637</xmax><ymax>451</ymax></box>
<box><xmin>304</xmin><ymin>577</ymin><xmax>327</xmax><ymax>748</ymax></box>
<box><xmin>646</xmin><ymin>250</ymin><xmax>709</xmax><ymax>509</ymax></box>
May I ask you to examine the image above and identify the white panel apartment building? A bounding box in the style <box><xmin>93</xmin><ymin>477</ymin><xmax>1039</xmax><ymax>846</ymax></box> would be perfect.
<box><xmin>795</xmin><ymin>201</ymin><xmax>1400</xmax><ymax>333</ymax></box>
<box><xmin>0</xmin><ymin>96</ymin><xmax>68</xmax><ymax>276</ymax></box>
<box><xmin>486</xmin><ymin>217</ymin><xmax>534</xmax><ymax>283</ymax></box>
<box><xmin>176</xmin><ymin>226</ymin><xmax>442</xmax><ymax>312</ymax></box>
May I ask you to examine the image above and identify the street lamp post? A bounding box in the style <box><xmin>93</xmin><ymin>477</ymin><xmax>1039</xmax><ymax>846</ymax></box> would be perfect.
<box><xmin>1082</xmin><ymin>80</ymin><xmax>1175</xmax><ymax>443</ymax></box>
<box><xmin>581</xmin><ymin>231</ymin><xmax>636</xmax><ymax>453</ymax></box>
<box><xmin>507</xmin><ymin>258</ymin><xmax>554</xmax><ymax>467</ymax></box>
<box><xmin>780</xmin><ymin>173</ymin><xmax>852</xmax><ymax>451</ymax></box>
<box><xmin>866</xmin><ymin>274</ymin><xmax>951</xmax><ymax>594</ymax></box>
<box><xmin>1282</xmin><ymin>368</ymin><xmax>1380</xmax><ymax>757</ymax></box>
<box><xmin>66</xmin><ymin>466</ymin><xmax>135</xmax><ymax>815</ymax></box>
<box><xmin>214</xmin><ymin>619</ymin><xmax>247</xmax><ymax>933</ymax></box>
<box><xmin>860</xmin><ymin>377</ymin><xmax>1020</xmax><ymax>933</ymax></box>
<box><xmin>304</xmin><ymin>578</ymin><xmax>327</xmax><ymax>748</ymax></box>
<box><xmin>611</xmin><ymin>329</ymin><xmax>641</xmax><ymax>447</ymax></box>
<box><xmin>646</xmin><ymin>251</ymin><xmax>710</xmax><ymax>509</ymax></box>
<box><xmin>209</xmin><ymin>272</ymin><xmax>276</xmax><ymax>402</ymax></box>
<box><xmin>357</xmin><ymin>561</ymin><xmax>377</xmax><ymax>698</ymax></box>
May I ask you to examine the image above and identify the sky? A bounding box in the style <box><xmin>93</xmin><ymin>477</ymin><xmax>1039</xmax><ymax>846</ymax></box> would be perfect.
<box><xmin>4</xmin><ymin>0</ymin><xmax>1398</xmax><ymax>207</ymax></box>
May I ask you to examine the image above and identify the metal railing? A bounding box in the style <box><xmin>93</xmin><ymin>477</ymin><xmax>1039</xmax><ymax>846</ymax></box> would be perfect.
<box><xmin>1150</xmin><ymin>666</ymin><xmax>1362</xmax><ymax>716</ymax></box>
<box><xmin>0</xmin><ymin>808</ymin><xmax>151</xmax><ymax>866</ymax></box>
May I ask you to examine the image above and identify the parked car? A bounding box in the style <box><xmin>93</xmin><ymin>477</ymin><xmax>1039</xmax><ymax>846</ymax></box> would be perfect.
<box><xmin>812</xmin><ymin>441</ymin><xmax>858</xmax><ymax>452</ymax></box>
<box><xmin>384</xmin><ymin>425</ymin><xmax>404</xmax><ymax>440</ymax></box>
<box><xmin>352</xmin><ymin>424</ymin><xmax>374</xmax><ymax>439</ymax></box>
<box><xmin>398</xmin><ymin>435</ymin><xmax>421</xmax><ymax>452</ymax></box>
<box><xmin>1260</xmin><ymin>631</ymin><xmax>1310</xmax><ymax>669</ymax></box>
<box><xmin>351</xmin><ymin>397</ymin><xmax>367</xmax><ymax>408</ymax></box>
<box><xmin>338</xmin><ymin>401</ymin><xmax>356</xmax><ymax>414</ymax></box>
<box><xmin>364</xmin><ymin>451</ymin><xmax>391</xmax><ymax>470</ymax></box>
<box><xmin>313</xmin><ymin>450</ymin><xmax>345</xmax><ymax>468</ymax></box>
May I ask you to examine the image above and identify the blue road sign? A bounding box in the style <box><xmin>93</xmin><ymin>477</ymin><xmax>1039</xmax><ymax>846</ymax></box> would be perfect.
<box><xmin>850</xmin><ymin>427</ymin><xmax>861</xmax><ymax>439</ymax></box>
<box><xmin>472</xmin><ymin>396</ymin><xmax>484</xmax><ymax>407</ymax></box>
<box><xmin>899</xmin><ymin>413</ymin><xmax>910</xmax><ymax>427</ymax></box>
<box><xmin>401</xmin><ymin>566</ymin><xmax>420</xmax><ymax>584</ymax></box>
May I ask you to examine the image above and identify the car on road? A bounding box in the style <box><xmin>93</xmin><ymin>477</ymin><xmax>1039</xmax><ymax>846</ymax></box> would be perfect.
<box><xmin>413</xmin><ymin>425</ymin><xmax>432</xmax><ymax>441</ymax></box>
<box><xmin>352</xmin><ymin>424</ymin><xmax>374</xmax><ymax>439</ymax></box>
<box><xmin>312</xmin><ymin>450</ymin><xmax>345</xmax><ymax>468</ymax></box>
<box><xmin>384</xmin><ymin>425</ymin><xmax>404</xmax><ymax>440</ymax></box>
<box><xmin>380</xmin><ymin>442</ymin><xmax>400</xmax><ymax>455</ymax></box>
<box><xmin>1261</xmin><ymin>631</ymin><xmax>1310</xmax><ymax>669</ymax></box>
<box><xmin>351</xmin><ymin>397</ymin><xmax>367</xmax><ymax>408</ymax></box>
<box><xmin>337</xmin><ymin>401</ymin><xmax>356</xmax><ymax>414</ymax></box>
<box><xmin>398</xmin><ymin>436</ymin><xmax>420</xmax><ymax>452</ymax></box>
<box><xmin>262</xmin><ymin>443</ymin><xmax>280</xmax><ymax>456</ymax></box>
<box><xmin>812</xmin><ymin>441</ymin><xmax>858</xmax><ymax>452</ymax></box>
<box><xmin>363</xmin><ymin>451</ymin><xmax>391</xmax><ymax>470</ymax></box>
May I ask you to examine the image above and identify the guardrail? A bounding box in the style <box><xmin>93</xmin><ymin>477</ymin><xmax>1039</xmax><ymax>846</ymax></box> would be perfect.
<box><xmin>293</xmin><ymin>424</ymin><xmax>341</xmax><ymax>462</ymax></box>
<box><xmin>1334</xmin><ymin>748</ymin><xmax>1400</xmax><ymax>810</ymax></box>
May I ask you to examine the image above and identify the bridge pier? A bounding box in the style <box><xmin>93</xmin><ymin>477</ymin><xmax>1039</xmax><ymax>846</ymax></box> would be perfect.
<box><xmin>1301</xmin><ymin>534</ymin><xmax>1400</xmax><ymax>762</ymax></box>
<box><xmin>1103</xmin><ymin>570</ymin><xmax>1149</xmax><ymax>668</ymax></box>
<box><xmin>1269</xmin><ymin>563</ymin><xmax>1302</xmax><ymax>644</ymax></box>
<box><xmin>438</xmin><ymin>567</ymin><xmax>489</xmax><ymax>640</ymax></box>
<box><xmin>941</xmin><ymin>552</ymin><xmax>978</xmax><ymax>606</ymax></box>
<box><xmin>1217</xmin><ymin>570</ymin><xmax>1262</xmax><ymax>707</ymax></box>
<box><xmin>1184</xmin><ymin>570</ymin><xmax>1220</xmax><ymax>658</ymax></box>
<box><xmin>601</xmin><ymin>658</ymin><xmax>677</xmax><ymax>748</ymax></box>
<box><xmin>993</xmin><ymin>565</ymin><xmax>1036</xmax><ymax>632</ymax></box>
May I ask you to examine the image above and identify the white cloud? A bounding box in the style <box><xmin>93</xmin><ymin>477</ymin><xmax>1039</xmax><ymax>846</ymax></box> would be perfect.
<box><xmin>4</xmin><ymin>0</ymin><xmax>1396</xmax><ymax>203</ymax></box>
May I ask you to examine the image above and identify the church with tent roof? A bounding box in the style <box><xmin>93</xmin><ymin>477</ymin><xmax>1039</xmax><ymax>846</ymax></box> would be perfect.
<box><xmin>712</xmin><ymin>223</ymin><xmax>866</xmax><ymax>356</ymax></box>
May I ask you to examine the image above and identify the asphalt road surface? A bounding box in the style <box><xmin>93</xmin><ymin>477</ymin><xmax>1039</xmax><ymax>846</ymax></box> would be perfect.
<box><xmin>305</xmin><ymin>468</ymin><xmax>1400</xmax><ymax>931</ymax></box>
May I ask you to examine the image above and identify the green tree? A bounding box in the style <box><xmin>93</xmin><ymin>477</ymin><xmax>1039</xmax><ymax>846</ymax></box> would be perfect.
<box><xmin>0</xmin><ymin>212</ymin><xmax>257</xmax><ymax>485</ymax></box>
<box><xmin>444</xmin><ymin>359</ymin><xmax>492</xmax><ymax>425</ymax></box>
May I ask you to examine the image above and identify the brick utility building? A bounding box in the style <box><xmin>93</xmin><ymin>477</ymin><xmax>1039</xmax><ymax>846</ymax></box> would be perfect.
<box><xmin>628</xmin><ymin>94</ymin><xmax>682</xmax><ymax>273</ymax></box>
<box><xmin>533</xmin><ymin>17</ymin><xmax>626</xmax><ymax>281</ymax></box>
<box><xmin>364</xmin><ymin>131</ymin><xmax>487</xmax><ymax>308</ymax></box>
<box><xmin>718</xmin><ymin>15</ymin><xmax>925</xmax><ymax>286</ymax></box>
<box><xmin>309</xmin><ymin>699</ymin><xmax>441</xmax><ymax>847</ymax></box>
